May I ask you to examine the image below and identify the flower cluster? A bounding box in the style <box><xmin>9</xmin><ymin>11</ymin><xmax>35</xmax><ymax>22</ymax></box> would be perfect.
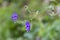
<box><xmin>25</xmin><ymin>21</ymin><xmax>30</xmax><ymax>32</ymax></box>
<box><xmin>11</xmin><ymin>12</ymin><xmax>18</xmax><ymax>22</ymax></box>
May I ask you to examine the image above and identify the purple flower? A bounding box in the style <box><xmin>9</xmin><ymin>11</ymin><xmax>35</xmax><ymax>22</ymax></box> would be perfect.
<box><xmin>25</xmin><ymin>21</ymin><xmax>30</xmax><ymax>32</ymax></box>
<box><xmin>11</xmin><ymin>12</ymin><xmax>18</xmax><ymax>22</ymax></box>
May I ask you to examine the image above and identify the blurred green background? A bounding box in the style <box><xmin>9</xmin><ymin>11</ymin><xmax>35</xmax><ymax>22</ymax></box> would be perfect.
<box><xmin>0</xmin><ymin>0</ymin><xmax>60</xmax><ymax>40</ymax></box>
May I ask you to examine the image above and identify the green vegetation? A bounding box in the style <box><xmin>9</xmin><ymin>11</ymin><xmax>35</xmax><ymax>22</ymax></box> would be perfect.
<box><xmin>0</xmin><ymin>0</ymin><xmax>60</xmax><ymax>40</ymax></box>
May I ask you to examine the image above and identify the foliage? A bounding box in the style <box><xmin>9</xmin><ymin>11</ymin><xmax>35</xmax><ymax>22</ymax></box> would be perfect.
<box><xmin>0</xmin><ymin>0</ymin><xmax>60</xmax><ymax>40</ymax></box>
